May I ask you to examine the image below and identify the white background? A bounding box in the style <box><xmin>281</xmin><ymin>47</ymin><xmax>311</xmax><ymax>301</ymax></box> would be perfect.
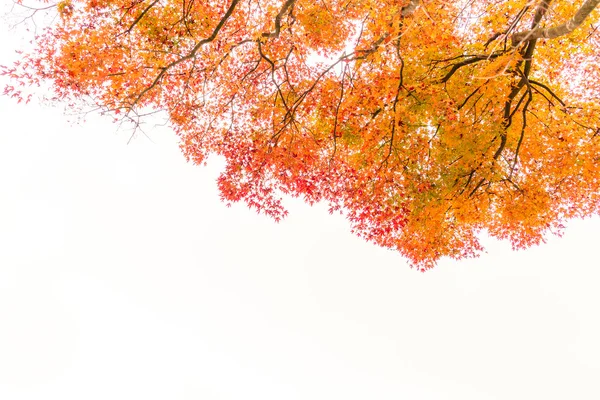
<box><xmin>1</xmin><ymin>3</ymin><xmax>599</xmax><ymax>399</ymax></box>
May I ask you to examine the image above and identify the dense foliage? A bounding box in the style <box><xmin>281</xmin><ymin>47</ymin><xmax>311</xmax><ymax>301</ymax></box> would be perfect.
<box><xmin>3</xmin><ymin>0</ymin><xmax>600</xmax><ymax>268</ymax></box>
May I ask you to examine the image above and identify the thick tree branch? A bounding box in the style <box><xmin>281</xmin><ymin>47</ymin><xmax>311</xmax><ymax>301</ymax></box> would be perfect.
<box><xmin>401</xmin><ymin>0</ymin><xmax>420</xmax><ymax>17</ymax></box>
<box><xmin>519</xmin><ymin>0</ymin><xmax>551</xmax><ymax>78</ymax></box>
<box><xmin>491</xmin><ymin>0</ymin><xmax>551</xmax><ymax>166</ymax></box>
<box><xmin>262</xmin><ymin>0</ymin><xmax>296</xmax><ymax>38</ymax></box>
<box><xmin>512</xmin><ymin>0</ymin><xmax>600</xmax><ymax>45</ymax></box>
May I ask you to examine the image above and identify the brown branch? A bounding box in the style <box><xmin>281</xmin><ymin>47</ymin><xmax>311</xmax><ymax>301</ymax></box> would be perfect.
<box><xmin>492</xmin><ymin>0</ymin><xmax>552</xmax><ymax>163</ymax></box>
<box><xmin>354</xmin><ymin>34</ymin><xmax>390</xmax><ymax>59</ymax></box>
<box><xmin>519</xmin><ymin>0</ymin><xmax>551</xmax><ymax>78</ymax></box>
<box><xmin>123</xmin><ymin>0</ymin><xmax>160</xmax><ymax>34</ymax></box>
<box><xmin>468</xmin><ymin>178</ymin><xmax>486</xmax><ymax>197</ymax></box>
<box><xmin>494</xmin><ymin>79</ymin><xmax>525</xmax><ymax>160</ymax></box>
<box><xmin>457</xmin><ymin>85</ymin><xmax>483</xmax><ymax>110</ymax></box>
<box><xmin>512</xmin><ymin>0</ymin><xmax>600</xmax><ymax>44</ymax></box>
<box><xmin>510</xmin><ymin>87</ymin><xmax>533</xmax><ymax>179</ymax></box>
<box><xmin>262</xmin><ymin>0</ymin><xmax>296</xmax><ymax>38</ymax></box>
<box><xmin>529</xmin><ymin>79</ymin><xmax>566</xmax><ymax>106</ymax></box>
<box><xmin>439</xmin><ymin>53</ymin><xmax>503</xmax><ymax>83</ymax></box>
<box><xmin>330</xmin><ymin>71</ymin><xmax>346</xmax><ymax>163</ymax></box>
<box><xmin>401</xmin><ymin>0</ymin><xmax>420</xmax><ymax>17</ymax></box>
<box><xmin>256</xmin><ymin>40</ymin><xmax>292</xmax><ymax>118</ymax></box>
<box><xmin>131</xmin><ymin>0</ymin><xmax>241</xmax><ymax>106</ymax></box>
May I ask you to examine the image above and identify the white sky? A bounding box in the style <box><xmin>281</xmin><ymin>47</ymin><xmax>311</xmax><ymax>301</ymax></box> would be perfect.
<box><xmin>1</xmin><ymin>4</ymin><xmax>600</xmax><ymax>399</ymax></box>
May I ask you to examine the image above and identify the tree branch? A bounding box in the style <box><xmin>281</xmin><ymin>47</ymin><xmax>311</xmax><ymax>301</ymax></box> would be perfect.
<box><xmin>512</xmin><ymin>0</ymin><xmax>600</xmax><ymax>45</ymax></box>
<box><xmin>131</xmin><ymin>0</ymin><xmax>241</xmax><ymax>105</ymax></box>
<box><xmin>262</xmin><ymin>0</ymin><xmax>296</xmax><ymax>38</ymax></box>
<box><xmin>124</xmin><ymin>0</ymin><xmax>160</xmax><ymax>35</ymax></box>
<box><xmin>401</xmin><ymin>0</ymin><xmax>420</xmax><ymax>17</ymax></box>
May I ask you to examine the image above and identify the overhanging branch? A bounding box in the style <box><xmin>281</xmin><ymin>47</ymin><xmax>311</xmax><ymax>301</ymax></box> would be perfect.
<box><xmin>401</xmin><ymin>0</ymin><xmax>420</xmax><ymax>17</ymax></box>
<box><xmin>262</xmin><ymin>0</ymin><xmax>296</xmax><ymax>38</ymax></box>
<box><xmin>512</xmin><ymin>0</ymin><xmax>600</xmax><ymax>45</ymax></box>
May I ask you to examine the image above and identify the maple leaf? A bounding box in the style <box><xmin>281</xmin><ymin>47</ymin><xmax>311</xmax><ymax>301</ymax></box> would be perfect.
<box><xmin>3</xmin><ymin>0</ymin><xmax>600</xmax><ymax>269</ymax></box>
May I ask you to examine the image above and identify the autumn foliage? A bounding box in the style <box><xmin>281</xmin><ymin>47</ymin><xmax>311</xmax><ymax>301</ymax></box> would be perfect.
<box><xmin>3</xmin><ymin>0</ymin><xmax>600</xmax><ymax>269</ymax></box>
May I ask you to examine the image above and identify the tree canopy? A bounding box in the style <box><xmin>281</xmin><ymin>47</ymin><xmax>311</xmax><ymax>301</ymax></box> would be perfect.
<box><xmin>3</xmin><ymin>0</ymin><xmax>600</xmax><ymax>269</ymax></box>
